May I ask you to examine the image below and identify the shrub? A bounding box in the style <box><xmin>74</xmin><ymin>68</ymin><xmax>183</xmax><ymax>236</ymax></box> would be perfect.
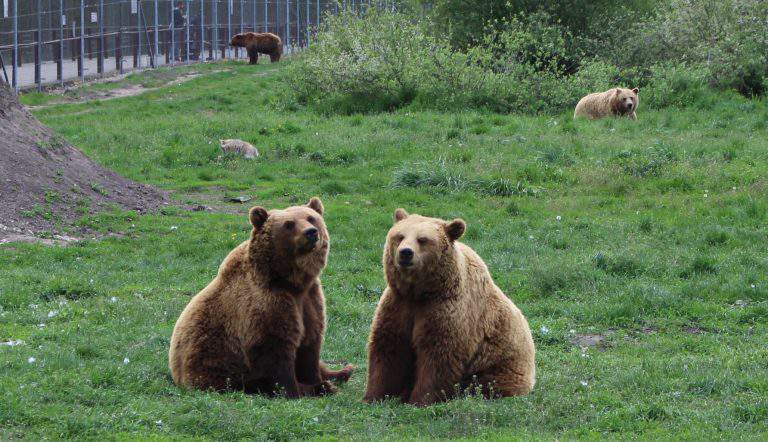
<box><xmin>288</xmin><ymin>10</ymin><xmax>630</xmax><ymax>114</ymax></box>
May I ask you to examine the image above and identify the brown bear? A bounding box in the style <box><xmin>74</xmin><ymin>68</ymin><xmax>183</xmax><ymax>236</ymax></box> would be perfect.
<box><xmin>574</xmin><ymin>87</ymin><xmax>639</xmax><ymax>120</ymax></box>
<box><xmin>230</xmin><ymin>32</ymin><xmax>283</xmax><ymax>64</ymax></box>
<box><xmin>363</xmin><ymin>209</ymin><xmax>536</xmax><ymax>406</ymax></box>
<box><xmin>168</xmin><ymin>197</ymin><xmax>353</xmax><ymax>397</ymax></box>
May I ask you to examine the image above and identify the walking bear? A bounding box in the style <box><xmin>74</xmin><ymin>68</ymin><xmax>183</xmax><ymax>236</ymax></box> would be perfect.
<box><xmin>169</xmin><ymin>198</ymin><xmax>353</xmax><ymax>397</ymax></box>
<box><xmin>364</xmin><ymin>209</ymin><xmax>536</xmax><ymax>406</ymax></box>
<box><xmin>230</xmin><ymin>32</ymin><xmax>283</xmax><ymax>64</ymax></box>
<box><xmin>574</xmin><ymin>87</ymin><xmax>640</xmax><ymax>120</ymax></box>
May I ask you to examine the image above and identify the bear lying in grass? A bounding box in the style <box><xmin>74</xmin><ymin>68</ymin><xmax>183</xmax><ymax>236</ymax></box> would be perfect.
<box><xmin>169</xmin><ymin>197</ymin><xmax>353</xmax><ymax>397</ymax></box>
<box><xmin>229</xmin><ymin>32</ymin><xmax>282</xmax><ymax>64</ymax></box>
<box><xmin>574</xmin><ymin>87</ymin><xmax>639</xmax><ymax>120</ymax></box>
<box><xmin>363</xmin><ymin>209</ymin><xmax>536</xmax><ymax>406</ymax></box>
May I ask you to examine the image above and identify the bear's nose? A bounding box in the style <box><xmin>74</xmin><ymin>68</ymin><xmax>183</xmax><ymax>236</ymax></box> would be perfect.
<box><xmin>399</xmin><ymin>248</ymin><xmax>414</xmax><ymax>261</ymax></box>
<box><xmin>304</xmin><ymin>227</ymin><xmax>319</xmax><ymax>242</ymax></box>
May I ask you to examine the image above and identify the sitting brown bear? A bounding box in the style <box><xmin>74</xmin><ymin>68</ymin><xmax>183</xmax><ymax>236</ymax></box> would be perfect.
<box><xmin>169</xmin><ymin>197</ymin><xmax>353</xmax><ymax>397</ymax></box>
<box><xmin>363</xmin><ymin>209</ymin><xmax>536</xmax><ymax>406</ymax></box>
<box><xmin>230</xmin><ymin>32</ymin><xmax>283</xmax><ymax>64</ymax></box>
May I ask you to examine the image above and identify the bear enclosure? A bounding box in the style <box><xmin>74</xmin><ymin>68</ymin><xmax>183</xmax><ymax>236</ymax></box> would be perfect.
<box><xmin>0</xmin><ymin>0</ymin><xmax>397</xmax><ymax>90</ymax></box>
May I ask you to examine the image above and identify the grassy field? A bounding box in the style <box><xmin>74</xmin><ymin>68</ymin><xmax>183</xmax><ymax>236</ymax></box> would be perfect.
<box><xmin>2</xmin><ymin>61</ymin><xmax>767</xmax><ymax>440</ymax></box>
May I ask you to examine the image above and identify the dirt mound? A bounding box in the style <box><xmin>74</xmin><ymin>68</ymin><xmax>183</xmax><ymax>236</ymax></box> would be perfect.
<box><xmin>0</xmin><ymin>82</ymin><xmax>167</xmax><ymax>241</ymax></box>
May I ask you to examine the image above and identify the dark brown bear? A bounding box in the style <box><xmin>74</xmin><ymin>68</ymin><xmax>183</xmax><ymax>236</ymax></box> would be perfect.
<box><xmin>169</xmin><ymin>197</ymin><xmax>353</xmax><ymax>397</ymax></box>
<box><xmin>230</xmin><ymin>32</ymin><xmax>283</xmax><ymax>64</ymax></box>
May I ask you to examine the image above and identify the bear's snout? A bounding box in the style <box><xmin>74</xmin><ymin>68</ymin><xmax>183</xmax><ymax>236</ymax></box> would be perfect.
<box><xmin>304</xmin><ymin>227</ymin><xmax>319</xmax><ymax>243</ymax></box>
<box><xmin>398</xmin><ymin>247</ymin><xmax>415</xmax><ymax>267</ymax></box>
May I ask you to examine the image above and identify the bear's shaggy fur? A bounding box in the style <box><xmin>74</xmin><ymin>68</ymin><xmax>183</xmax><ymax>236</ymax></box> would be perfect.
<box><xmin>229</xmin><ymin>32</ymin><xmax>282</xmax><ymax>64</ymax></box>
<box><xmin>169</xmin><ymin>198</ymin><xmax>353</xmax><ymax>397</ymax></box>
<box><xmin>574</xmin><ymin>87</ymin><xmax>639</xmax><ymax>120</ymax></box>
<box><xmin>363</xmin><ymin>209</ymin><xmax>536</xmax><ymax>406</ymax></box>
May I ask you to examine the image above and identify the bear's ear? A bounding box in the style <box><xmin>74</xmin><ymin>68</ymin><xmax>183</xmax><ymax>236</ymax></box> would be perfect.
<box><xmin>307</xmin><ymin>197</ymin><xmax>324</xmax><ymax>216</ymax></box>
<box><xmin>394</xmin><ymin>208</ymin><xmax>409</xmax><ymax>222</ymax></box>
<box><xmin>614</xmin><ymin>88</ymin><xmax>621</xmax><ymax>95</ymax></box>
<box><xmin>249</xmin><ymin>206</ymin><xmax>269</xmax><ymax>230</ymax></box>
<box><xmin>444</xmin><ymin>219</ymin><xmax>466</xmax><ymax>242</ymax></box>
<box><xmin>632</xmin><ymin>87</ymin><xmax>639</xmax><ymax>94</ymax></box>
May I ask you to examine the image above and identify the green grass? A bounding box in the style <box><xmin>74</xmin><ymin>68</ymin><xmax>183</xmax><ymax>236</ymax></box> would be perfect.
<box><xmin>2</xmin><ymin>60</ymin><xmax>767</xmax><ymax>440</ymax></box>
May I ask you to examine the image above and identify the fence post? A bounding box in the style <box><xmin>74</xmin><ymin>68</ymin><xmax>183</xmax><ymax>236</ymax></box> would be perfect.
<box><xmin>213</xmin><ymin>0</ymin><xmax>218</xmax><ymax>60</ymax></box>
<box><xmin>170</xmin><ymin>0</ymin><xmax>175</xmax><ymax>62</ymax></box>
<box><xmin>80</xmin><ymin>0</ymin><xmax>85</xmax><ymax>81</ymax></box>
<box><xmin>264</xmin><ymin>0</ymin><xmax>267</xmax><ymax>32</ymax></box>
<box><xmin>252</xmin><ymin>0</ymin><xmax>256</xmax><ymax>32</ymax></box>
<box><xmin>227</xmin><ymin>0</ymin><xmax>231</xmax><ymax>59</ymax></box>
<box><xmin>239</xmin><ymin>0</ymin><xmax>244</xmax><ymax>58</ymax></box>
<box><xmin>164</xmin><ymin>19</ymin><xmax>171</xmax><ymax>63</ymax></box>
<box><xmin>116</xmin><ymin>30</ymin><xmax>123</xmax><ymax>73</ymax></box>
<box><xmin>137</xmin><ymin>1</ymin><xmax>142</xmax><ymax>68</ymax></box>
<box><xmin>304</xmin><ymin>0</ymin><xmax>311</xmax><ymax>47</ymax></box>
<box><xmin>154</xmin><ymin>0</ymin><xmax>159</xmax><ymax>66</ymax></box>
<box><xmin>98</xmin><ymin>0</ymin><xmax>104</xmax><ymax>75</ymax></box>
<box><xmin>58</xmin><ymin>0</ymin><xmax>64</xmax><ymax>85</ymax></box>
<box><xmin>186</xmin><ymin>0</ymin><xmax>190</xmax><ymax>63</ymax></box>
<box><xmin>200</xmin><ymin>0</ymin><xmax>205</xmax><ymax>61</ymax></box>
<box><xmin>11</xmin><ymin>0</ymin><xmax>17</xmax><ymax>90</ymax></box>
<box><xmin>35</xmin><ymin>0</ymin><xmax>42</xmax><ymax>90</ymax></box>
<box><xmin>316</xmin><ymin>0</ymin><xmax>320</xmax><ymax>35</ymax></box>
<box><xmin>295</xmin><ymin>0</ymin><xmax>299</xmax><ymax>47</ymax></box>
<box><xmin>286</xmin><ymin>0</ymin><xmax>290</xmax><ymax>53</ymax></box>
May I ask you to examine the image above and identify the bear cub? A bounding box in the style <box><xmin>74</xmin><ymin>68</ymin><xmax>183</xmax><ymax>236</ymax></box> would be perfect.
<box><xmin>364</xmin><ymin>209</ymin><xmax>536</xmax><ymax>406</ymax></box>
<box><xmin>169</xmin><ymin>197</ymin><xmax>353</xmax><ymax>397</ymax></box>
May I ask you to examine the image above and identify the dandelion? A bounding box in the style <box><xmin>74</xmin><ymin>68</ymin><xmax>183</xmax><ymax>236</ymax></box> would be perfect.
<box><xmin>170</xmin><ymin>226</ymin><xmax>178</xmax><ymax>230</ymax></box>
<box><xmin>37</xmin><ymin>323</ymin><xmax>45</xmax><ymax>329</ymax></box>
<box><xmin>47</xmin><ymin>310</ymin><xmax>58</xmax><ymax>318</ymax></box>
<box><xmin>540</xmin><ymin>326</ymin><xmax>549</xmax><ymax>334</ymax></box>
<box><xmin>28</xmin><ymin>357</ymin><xmax>36</xmax><ymax>364</ymax></box>
<box><xmin>528</xmin><ymin>235</ymin><xmax>534</xmax><ymax>240</ymax></box>
<box><xmin>556</xmin><ymin>215</ymin><xmax>562</xmax><ymax>221</ymax></box>
<box><xmin>123</xmin><ymin>357</ymin><xmax>130</xmax><ymax>364</ymax></box>
<box><xmin>110</xmin><ymin>297</ymin><xmax>117</xmax><ymax>303</ymax></box>
<box><xmin>751</xmin><ymin>284</ymin><xmax>756</xmax><ymax>289</ymax></box>
<box><xmin>580</xmin><ymin>380</ymin><xmax>588</xmax><ymax>387</ymax></box>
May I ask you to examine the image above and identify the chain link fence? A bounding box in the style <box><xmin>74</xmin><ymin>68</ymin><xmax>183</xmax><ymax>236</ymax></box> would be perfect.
<box><xmin>0</xmin><ymin>0</ymin><xmax>396</xmax><ymax>90</ymax></box>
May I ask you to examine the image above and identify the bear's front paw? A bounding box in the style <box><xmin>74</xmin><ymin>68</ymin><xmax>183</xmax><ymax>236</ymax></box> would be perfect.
<box><xmin>301</xmin><ymin>380</ymin><xmax>337</xmax><ymax>396</ymax></box>
<box><xmin>335</xmin><ymin>364</ymin><xmax>355</xmax><ymax>383</ymax></box>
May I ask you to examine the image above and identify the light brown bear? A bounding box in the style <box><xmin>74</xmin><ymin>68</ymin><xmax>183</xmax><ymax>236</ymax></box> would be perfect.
<box><xmin>169</xmin><ymin>197</ymin><xmax>353</xmax><ymax>397</ymax></box>
<box><xmin>363</xmin><ymin>209</ymin><xmax>536</xmax><ymax>406</ymax></box>
<box><xmin>230</xmin><ymin>32</ymin><xmax>283</xmax><ymax>64</ymax></box>
<box><xmin>574</xmin><ymin>87</ymin><xmax>639</xmax><ymax>120</ymax></box>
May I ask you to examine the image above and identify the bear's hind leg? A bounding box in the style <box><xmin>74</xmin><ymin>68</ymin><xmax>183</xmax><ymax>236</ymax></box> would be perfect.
<box><xmin>478</xmin><ymin>367</ymin><xmax>535</xmax><ymax>398</ymax></box>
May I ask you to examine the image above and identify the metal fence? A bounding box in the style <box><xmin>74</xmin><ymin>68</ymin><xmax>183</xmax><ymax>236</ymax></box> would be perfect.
<box><xmin>0</xmin><ymin>0</ymin><xmax>396</xmax><ymax>91</ymax></box>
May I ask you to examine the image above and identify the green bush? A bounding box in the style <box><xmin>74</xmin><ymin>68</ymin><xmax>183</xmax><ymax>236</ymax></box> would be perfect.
<box><xmin>288</xmin><ymin>11</ymin><xmax>628</xmax><ymax>114</ymax></box>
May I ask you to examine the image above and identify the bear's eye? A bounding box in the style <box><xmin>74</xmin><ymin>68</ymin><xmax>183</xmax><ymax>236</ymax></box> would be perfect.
<box><xmin>307</xmin><ymin>216</ymin><xmax>315</xmax><ymax>223</ymax></box>
<box><xmin>417</xmin><ymin>237</ymin><xmax>429</xmax><ymax>245</ymax></box>
<box><xmin>394</xmin><ymin>234</ymin><xmax>404</xmax><ymax>243</ymax></box>
<box><xmin>284</xmin><ymin>221</ymin><xmax>295</xmax><ymax>230</ymax></box>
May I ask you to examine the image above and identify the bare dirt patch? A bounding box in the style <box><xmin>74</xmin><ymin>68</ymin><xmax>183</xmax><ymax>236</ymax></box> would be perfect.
<box><xmin>26</xmin><ymin>71</ymin><xmax>209</xmax><ymax>109</ymax></box>
<box><xmin>0</xmin><ymin>82</ymin><xmax>167</xmax><ymax>243</ymax></box>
